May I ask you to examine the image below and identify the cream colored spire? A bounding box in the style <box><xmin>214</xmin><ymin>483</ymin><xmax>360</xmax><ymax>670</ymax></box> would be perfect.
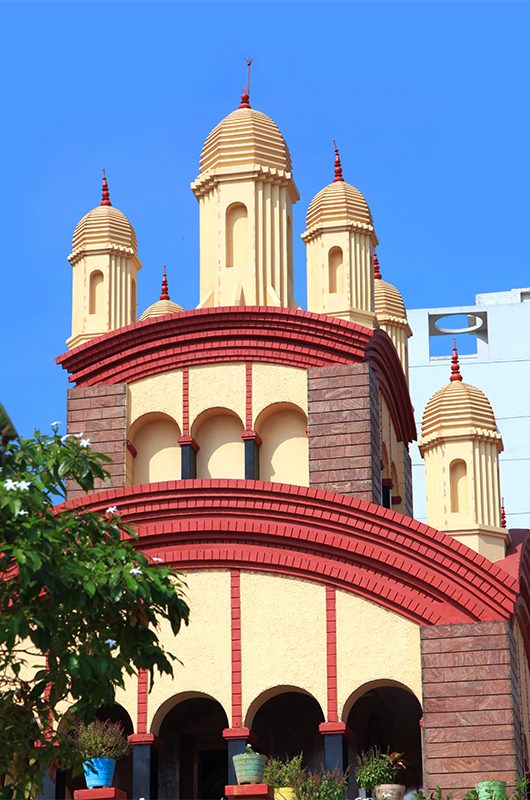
<box><xmin>373</xmin><ymin>251</ymin><xmax>412</xmax><ymax>381</ymax></box>
<box><xmin>67</xmin><ymin>172</ymin><xmax>141</xmax><ymax>348</ymax></box>
<box><xmin>419</xmin><ymin>343</ymin><xmax>508</xmax><ymax>561</ymax></box>
<box><xmin>191</xmin><ymin>87</ymin><xmax>299</xmax><ymax>308</ymax></box>
<box><xmin>303</xmin><ymin>143</ymin><xmax>378</xmax><ymax>328</ymax></box>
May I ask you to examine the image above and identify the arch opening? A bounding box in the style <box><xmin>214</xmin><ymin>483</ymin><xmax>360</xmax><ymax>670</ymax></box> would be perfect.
<box><xmin>345</xmin><ymin>683</ymin><xmax>422</xmax><ymax>797</ymax></box>
<box><xmin>255</xmin><ymin>403</ymin><xmax>308</xmax><ymax>486</ymax></box>
<box><xmin>89</xmin><ymin>270</ymin><xmax>104</xmax><ymax>316</ymax></box>
<box><xmin>226</xmin><ymin>203</ymin><xmax>249</xmax><ymax>269</ymax></box>
<box><xmin>450</xmin><ymin>459</ymin><xmax>468</xmax><ymax>513</ymax></box>
<box><xmin>193</xmin><ymin>408</ymin><xmax>244</xmax><ymax>479</ymax></box>
<box><xmin>129</xmin><ymin>412</ymin><xmax>181</xmax><ymax>485</ymax></box>
<box><xmin>328</xmin><ymin>246</ymin><xmax>344</xmax><ymax>294</ymax></box>
<box><xmin>157</xmin><ymin>695</ymin><xmax>229</xmax><ymax>800</ymax></box>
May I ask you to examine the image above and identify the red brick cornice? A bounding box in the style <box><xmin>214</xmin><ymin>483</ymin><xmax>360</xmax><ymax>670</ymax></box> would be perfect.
<box><xmin>56</xmin><ymin>307</ymin><xmax>371</xmax><ymax>385</ymax></box>
<box><xmin>60</xmin><ymin>480</ymin><xmax>517</xmax><ymax>626</ymax></box>
<box><xmin>366</xmin><ymin>328</ymin><xmax>416</xmax><ymax>443</ymax></box>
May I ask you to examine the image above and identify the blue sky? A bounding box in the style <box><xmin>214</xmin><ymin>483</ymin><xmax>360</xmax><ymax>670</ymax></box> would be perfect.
<box><xmin>1</xmin><ymin>0</ymin><xmax>529</xmax><ymax>437</ymax></box>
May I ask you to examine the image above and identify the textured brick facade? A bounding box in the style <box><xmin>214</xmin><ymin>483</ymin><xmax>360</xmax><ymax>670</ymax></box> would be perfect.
<box><xmin>66</xmin><ymin>384</ymin><xmax>127</xmax><ymax>500</ymax></box>
<box><xmin>308</xmin><ymin>363</ymin><xmax>382</xmax><ymax>503</ymax></box>
<box><xmin>421</xmin><ymin>621</ymin><xmax>524</xmax><ymax>797</ymax></box>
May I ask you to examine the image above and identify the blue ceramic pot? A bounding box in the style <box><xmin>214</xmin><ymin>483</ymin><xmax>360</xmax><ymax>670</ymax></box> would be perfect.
<box><xmin>82</xmin><ymin>757</ymin><xmax>116</xmax><ymax>789</ymax></box>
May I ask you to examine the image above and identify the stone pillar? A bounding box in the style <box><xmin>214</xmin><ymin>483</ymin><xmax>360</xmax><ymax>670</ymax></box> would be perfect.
<box><xmin>178</xmin><ymin>435</ymin><xmax>199</xmax><ymax>479</ymax></box>
<box><xmin>308</xmin><ymin>363</ymin><xmax>381</xmax><ymax>503</ymax></box>
<box><xmin>421</xmin><ymin>621</ymin><xmax>524</xmax><ymax>797</ymax></box>
<box><xmin>66</xmin><ymin>384</ymin><xmax>127</xmax><ymax>500</ymax></box>
<box><xmin>129</xmin><ymin>733</ymin><xmax>160</xmax><ymax>800</ymax></box>
<box><xmin>319</xmin><ymin>722</ymin><xmax>349</xmax><ymax>773</ymax></box>
<box><xmin>242</xmin><ymin>431</ymin><xmax>261</xmax><ymax>479</ymax></box>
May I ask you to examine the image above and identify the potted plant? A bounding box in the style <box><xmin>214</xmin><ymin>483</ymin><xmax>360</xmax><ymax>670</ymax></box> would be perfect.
<box><xmin>75</xmin><ymin>720</ymin><xmax>131</xmax><ymax>789</ymax></box>
<box><xmin>297</xmin><ymin>768</ymin><xmax>348</xmax><ymax>800</ymax></box>
<box><xmin>474</xmin><ymin>782</ymin><xmax>507</xmax><ymax>800</ymax></box>
<box><xmin>264</xmin><ymin>753</ymin><xmax>305</xmax><ymax>800</ymax></box>
<box><xmin>355</xmin><ymin>748</ymin><xmax>406</xmax><ymax>800</ymax></box>
<box><xmin>233</xmin><ymin>743</ymin><xmax>267</xmax><ymax>785</ymax></box>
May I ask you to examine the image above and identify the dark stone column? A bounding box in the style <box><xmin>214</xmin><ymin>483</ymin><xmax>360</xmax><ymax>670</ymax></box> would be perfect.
<box><xmin>223</xmin><ymin>727</ymin><xmax>257</xmax><ymax>786</ymax></box>
<box><xmin>178</xmin><ymin>435</ymin><xmax>199</xmax><ymax>479</ymax></box>
<box><xmin>319</xmin><ymin>722</ymin><xmax>349</xmax><ymax>773</ymax></box>
<box><xmin>37</xmin><ymin>770</ymin><xmax>65</xmax><ymax>800</ymax></box>
<box><xmin>242</xmin><ymin>431</ymin><xmax>261</xmax><ymax>480</ymax></box>
<box><xmin>129</xmin><ymin>734</ymin><xmax>161</xmax><ymax>800</ymax></box>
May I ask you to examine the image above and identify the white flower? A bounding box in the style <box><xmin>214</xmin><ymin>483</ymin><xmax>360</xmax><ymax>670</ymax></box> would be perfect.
<box><xmin>16</xmin><ymin>480</ymin><xmax>31</xmax><ymax>491</ymax></box>
<box><xmin>61</xmin><ymin>434</ymin><xmax>75</xmax><ymax>443</ymax></box>
<box><xmin>129</xmin><ymin>567</ymin><xmax>143</xmax><ymax>576</ymax></box>
<box><xmin>51</xmin><ymin>421</ymin><xmax>61</xmax><ymax>430</ymax></box>
<box><xmin>151</xmin><ymin>556</ymin><xmax>164</xmax><ymax>563</ymax></box>
<box><xmin>104</xmin><ymin>639</ymin><xmax>118</xmax><ymax>649</ymax></box>
<box><xmin>16</xmin><ymin>509</ymin><xmax>28</xmax><ymax>516</ymax></box>
<box><xmin>3</xmin><ymin>479</ymin><xmax>17</xmax><ymax>491</ymax></box>
<box><xmin>106</xmin><ymin>505</ymin><xmax>118</xmax><ymax>514</ymax></box>
<box><xmin>79</xmin><ymin>438</ymin><xmax>90</xmax><ymax>448</ymax></box>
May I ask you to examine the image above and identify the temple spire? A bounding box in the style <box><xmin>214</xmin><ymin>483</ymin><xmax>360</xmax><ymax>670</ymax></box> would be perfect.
<box><xmin>450</xmin><ymin>339</ymin><xmax>463</xmax><ymax>382</ymax></box>
<box><xmin>501</xmin><ymin>498</ymin><xmax>507</xmax><ymax>528</ymax></box>
<box><xmin>101</xmin><ymin>169</ymin><xmax>112</xmax><ymax>207</ymax></box>
<box><xmin>239</xmin><ymin>57</ymin><xmax>252</xmax><ymax>108</ymax></box>
<box><xmin>373</xmin><ymin>250</ymin><xmax>382</xmax><ymax>280</ymax></box>
<box><xmin>333</xmin><ymin>140</ymin><xmax>344</xmax><ymax>183</ymax></box>
<box><xmin>160</xmin><ymin>265</ymin><xmax>170</xmax><ymax>301</ymax></box>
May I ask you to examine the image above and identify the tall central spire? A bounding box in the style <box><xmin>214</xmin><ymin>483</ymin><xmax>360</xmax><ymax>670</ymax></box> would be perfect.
<box><xmin>101</xmin><ymin>169</ymin><xmax>112</xmax><ymax>207</ymax></box>
<box><xmin>450</xmin><ymin>339</ymin><xmax>463</xmax><ymax>382</ymax></box>
<box><xmin>333</xmin><ymin>140</ymin><xmax>344</xmax><ymax>183</ymax></box>
<box><xmin>239</xmin><ymin>57</ymin><xmax>252</xmax><ymax>108</ymax></box>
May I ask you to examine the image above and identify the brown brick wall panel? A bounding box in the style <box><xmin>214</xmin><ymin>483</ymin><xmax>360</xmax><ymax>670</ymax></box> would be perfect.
<box><xmin>421</xmin><ymin>621</ymin><xmax>524</xmax><ymax>798</ymax></box>
<box><xmin>66</xmin><ymin>384</ymin><xmax>127</xmax><ymax>501</ymax></box>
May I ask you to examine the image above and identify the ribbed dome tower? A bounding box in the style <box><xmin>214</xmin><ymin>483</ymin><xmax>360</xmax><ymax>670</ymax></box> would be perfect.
<box><xmin>191</xmin><ymin>88</ymin><xmax>299</xmax><ymax>308</ymax></box>
<box><xmin>419</xmin><ymin>343</ymin><xmax>508</xmax><ymax>561</ymax></box>
<box><xmin>67</xmin><ymin>173</ymin><xmax>141</xmax><ymax>348</ymax></box>
<box><xmin>373</xmin><ymin>251</ymin><xmax>412</xmax><ymax>381</ymax></box>
<box><xmin>303</xmin><ymin>144</ymin><xmax>378</xmax><ymax>327</ymax></box>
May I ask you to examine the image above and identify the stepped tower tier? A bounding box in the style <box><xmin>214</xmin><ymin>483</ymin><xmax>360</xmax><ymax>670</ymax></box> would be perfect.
<box><xmin>373</xmin><ymin>251</ymin><xmax>412</xmax><ymax>381</ymax></box>
<box><xmin>419</xmin><ymin>342</ymin><xmax>508</xmax><ymax>561</ymax></box>
<box><xmin>67</xmin><ymin>173</ymin><xmax>141</xmax><ymax>349</ymax></box>
<box><xmin>191</xmin><ymin>91</ymin><xmax>299</xmax><ymax>309</ymax></box>
<box><xmin>303</xmin><ymin>144</ymin><xmax>378</xmax><ymax>327</ymax></box>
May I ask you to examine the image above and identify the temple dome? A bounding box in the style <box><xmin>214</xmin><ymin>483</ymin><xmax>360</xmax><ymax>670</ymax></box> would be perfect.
<box><xmin>199</xmin><ymin>97</ymin><xmax>292</xmax><ymax>174</ymax></box>
<box><xmin>374</xmin><ymin>277</ymin><xmax>407</xmax><ymax>321</ymax></box>
<box><xmin>72</xmin><ymin>204</ymin><xmax>137</xmax><ymax>256</ymax></box>
<box><xmin>305</xmin><ymin>180</ymin><xmax>374</xmax><ymax>231</ymax></box>
<box><xmin>140</xmin><ymin>298</ymin><xmax>183</xmax><ymax>321</ymax></box>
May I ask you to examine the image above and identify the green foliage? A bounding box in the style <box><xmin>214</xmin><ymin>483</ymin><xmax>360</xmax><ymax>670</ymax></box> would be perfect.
<box><xmin>0</xmin><ymin>427</ymin><xmax>190</xmax><ymax>799</ymax></box>
<box><xmin>75</xmin><ymin>720</ymin><xmax>130</xmax><ymax>760</ymax></box>
<box><xmin>463</xmin><ymin>791</ymin><xmax>479</xmax><ymax>800</ymax></box>
<box><xmin>355</xmin><ymin>748</ymin><xmax>405</xmax><ymax>795</ymax></box>
<box><xmin>415</xmin><ymin>788</ymin><xmax>453</xmax><ymax>800</ymax></box>
<box><xmin>263</xmin><ymin>753</ymin><xmax>305</xmax><ymax>789</ymax></box>
<box><xmin>297</xmin><ymin>768</ymin><xmax>348</xmax><ymax>800</ymax></box>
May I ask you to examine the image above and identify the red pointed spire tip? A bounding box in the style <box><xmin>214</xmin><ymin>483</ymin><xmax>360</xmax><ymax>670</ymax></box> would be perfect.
<box><xmin>333</xmin><ymin>139</ymin><xmax>344</xmax><ymax>183</ymax></box>
<box><xmin>101</xmin><ymin>169</ymin><xmax>112</xmax><ymax>206</ymax></box>
<box><xmin>373</xmin><ymin>251</ymin><xmax>382</xmax><ymax>280</ymax></box>
<box><xmin>160</xmin><ymin>265</ymin><xmax>170</xmax><ymax>301</ymax></box>
<box><xmin>450</xmin><ymin>339</ymin><xmax>463</xmax><ymax>382</ymax></box>
<box><xmin>500</xmin><ymin>498</ymin><xmax>507</xmax><ymax>529</ymax></box>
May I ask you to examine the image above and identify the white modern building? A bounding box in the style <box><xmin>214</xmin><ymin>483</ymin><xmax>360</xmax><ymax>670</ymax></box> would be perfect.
<box><xmin>409</xmin><ymin>287</ymin><xmax>530</xmax><ymax>529</ymax></box>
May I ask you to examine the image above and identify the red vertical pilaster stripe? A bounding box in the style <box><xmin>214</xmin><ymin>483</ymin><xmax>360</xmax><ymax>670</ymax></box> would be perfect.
<box><xmin>231</xmin><ymin>570</ymin><xmax>242</xmax><ymax>727</ymax></box>
<box><xmin>245</xmin><ymin>363</ymin><xmax>252</xmax><ymax>430</ymax></box>
<box><xmin>137</xmin><ymin>668</ymin><xmax>148</xmax><ymax>734</ymax></box>
<box><xmin>326</xmin><ymin>586</ymin><xmax>338</xmax><ymax>722</ymax></box>
<box><xmin>182</xmin><ymin>367</ymin><xmax>190</xmax><ymax>435</ymax></box>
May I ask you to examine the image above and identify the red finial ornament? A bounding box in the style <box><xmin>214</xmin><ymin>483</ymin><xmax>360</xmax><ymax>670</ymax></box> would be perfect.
<box><xmin>333</xmin><ymin>140</ymin><xmax>344</xmax><ymax>183</ymax></box>
<box><xmin>501</xmin><ymin>497</ymin><xmax>507</xmax><ymax>528</ymax></box>
<box><xmin>373</xmin><ymin>251</ymin><xmax>382</xmax><ymax>280</ymax></box>
<box><xmin>240</xmin><ymin>57</ymin><xmax>252</xmax><ymax>108</ymax></box>
<box><xmin>160</xmin><ymin>265</ymin><xmax>170</xmax><ymax>301</ymax></box>
<box><xmin>101</xmin><ymin>169</ymin><xmax>112</xmax><ymax>206</ymax></box>
<box><xmin>450</xmin><ymin>339</ymin><xmax>463</xmax><ymax>382</ymax></box>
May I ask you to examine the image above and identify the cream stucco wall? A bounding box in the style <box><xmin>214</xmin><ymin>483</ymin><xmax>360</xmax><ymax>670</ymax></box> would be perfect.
<box><xmin>257</xmin><ymin>407</ymin><xmax>309</xmax><ymax>486</ymax></box>
<box><xmin>189</xmin><ymin>363</ymin><xmax>246</xmax><ymax>428</ymax></box>
<box><xmin>252</xmin><ymin>364</ymin><xmax>307</xmax><ymax>424</ymax></box>
<box><xmin>240</xmin><ymin>572</ymin><xmax>327</xmax><ymax>724</ymax></box>
<box><xmin>148</xmin><ymin>570</ymin><xmax>232</xmax><ymax>732</ymax></box>
<box><xmin>128</xmin><ymin>371</ymin><xmax>184</xmax><ymax>430</ymax></box>
<box><xmin>336</xmin><ymin>589</ymin><xmax>422</xmax><ymax>716</ymax></box>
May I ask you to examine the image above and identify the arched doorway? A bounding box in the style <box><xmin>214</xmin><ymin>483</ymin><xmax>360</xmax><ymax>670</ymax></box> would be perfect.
<box><xmin>63</xmin><ymin>704</ymin><xmax>134</xmax><ymax>799</ymax></box>
<box><xmin>158</xmin><ymin>695</ymin><xmax>229</xmax><ymax>800</ymax></box>
<box><xmin>251</xmin><ymin>690</ymin><xmax>325</xmax><ymax>771</ymax></box>
<box><xmin>345</xmin><ymin>684</ymin><xmax>423</xmax><ymax>796</ymax></box>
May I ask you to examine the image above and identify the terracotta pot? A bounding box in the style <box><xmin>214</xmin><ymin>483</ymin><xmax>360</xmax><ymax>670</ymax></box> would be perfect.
<box><xmin>375</xmin><ymin>784</ymin><xmax>406</xmax><ymax>800</ymax></box>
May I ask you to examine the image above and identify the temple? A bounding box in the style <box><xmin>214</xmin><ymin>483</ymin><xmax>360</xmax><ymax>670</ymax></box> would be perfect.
<box><xmin>48</xmin><ymin>85</ymin><xmax>530</xmax><ymax>800</ymax></box>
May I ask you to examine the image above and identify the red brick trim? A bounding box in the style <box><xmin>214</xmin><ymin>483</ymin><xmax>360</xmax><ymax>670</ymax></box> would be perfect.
<box><xmin>128</xmin><ymin>733</ymin><xmax>162</xmax><ymax>747</ymax></box>
<box><xmin>225</xmin><ymin>786</ymin><xmax>274</xmax><ymax>800</ymax></box>
<box><xmin>60</xmin><ymin>480</ymin><xmax>518</xmax><ymax>626</ymax></box>
<box><xmin>241</xmin><ymin>430</ymin><xmax>262</xmax><ymax>446</ymax></box>
<box><xmin>325</xmin><ymin>586</ymin><xmax>338</xmax><ymax>722</ymax></box>
<box><xmin>223</xmin><ymin>726</ymin><xmax>252</xmax><ymax>740</ymax></box>
<box><xmin>56</xmin><ymin>307</ymin><xmax>372</xmax><ymax>386</ymax></box>
<box><xmin>137</xmin><ymin>668</ymin><xmax>147</xmax><ymax>734</ymax></box>
<box><xmin>182</xmin><ymin>367</ymin><xmax>190</xmax><ymax>435</ymax></box>
<box><xmin>177</xmin><ymin>434</ymin><xmax>199</xmax><ymax>452</ymax></box>
<box><xmin>126</xmin><ymin>439</ymin><xmax>137</xmax><ymax>458</ymax></box>
<box><xmin>231</xmin><ymin>570</ymin><xmax>242</xmax><ymax>727</ymax></box>
<box><xmin>318</xmin><ymin>721</ymin><xmax>350</xmax><ymax>735</ymax></box>
<box><xmin>365</xmin><ymin>329</ymin><xmax>416</xmax><ymax>443</ymax></box>
<box><xmin>246</xmin><ymin>363</ymin><xmax>252</xmax><ymax>430</ymax></box>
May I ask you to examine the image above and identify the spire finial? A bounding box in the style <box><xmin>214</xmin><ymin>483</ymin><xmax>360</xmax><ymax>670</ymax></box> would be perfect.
<box><xmin>101</xmin><ymin>169</ymin><xmax>112</xmax><ymax>207</ymax></box>
<box><xmin>450</xmin><ymin>339</ymin><xmax>463</xmax><ymax>382</ymax></box>
<box><xmin>333</xmin><ymin>140</ymin><xmax>344</xmax><ymax>182</ymax></box>
<box><xmin>160</xmin><ymin>265</ymin><xmax>170</xmax><ymax>301</ymax></box>
<box><xmin>240</xmin><ymin>57</ymin><xmax>252</xmax><ymax>109</ymax></box>
<box><xmin>501</xmin><ymin>497</ymin><xmax>507</xmax><ymax>529</ymax></box>
<box><xmin>373</xmin><ymin>250</ymin><xmax>382</xmax><ymax>280</ymax></box>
